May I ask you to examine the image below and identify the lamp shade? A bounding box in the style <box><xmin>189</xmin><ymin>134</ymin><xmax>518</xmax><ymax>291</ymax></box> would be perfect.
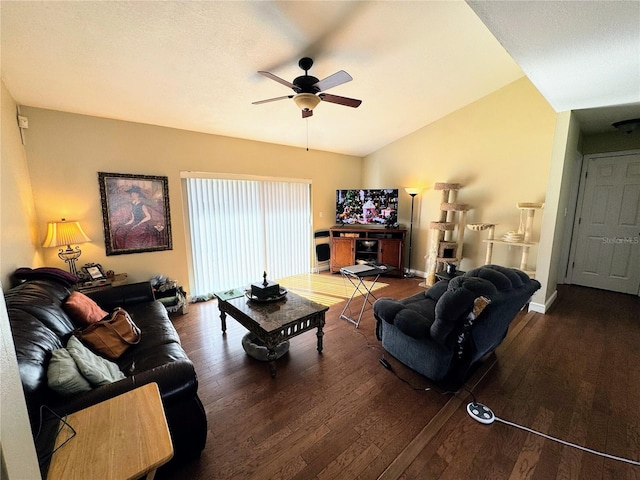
<box><xmin>42</xmin><ymin>219</ymin><xmax>91</xmax><ymax>248</ymax></box>
<box><xmin>294</xmin><ymin>93</ymin><xmax>321</xmax><ymax>111</ymax></box>
<box><xmin>404</xmin><ymin>187</ymin><xmax>422</xmax><ymax>196</ymax></box>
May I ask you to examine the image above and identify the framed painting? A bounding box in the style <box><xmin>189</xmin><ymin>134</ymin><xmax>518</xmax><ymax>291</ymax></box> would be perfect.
<box><xmin>98</xmin><ymin>172</ymin><xmax>172</xmax><ymax>255</ymax></box>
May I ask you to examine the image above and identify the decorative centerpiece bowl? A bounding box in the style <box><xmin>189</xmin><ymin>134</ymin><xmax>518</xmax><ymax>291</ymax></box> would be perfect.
<box><xmin>361</xmin><ymin>240</ymin><xmax>376</xmax><ymax>250</ymax></box>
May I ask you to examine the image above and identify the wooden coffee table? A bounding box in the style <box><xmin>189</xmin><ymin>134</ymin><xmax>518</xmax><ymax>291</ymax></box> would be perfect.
<box><xmin>218</xmin><ymin>290</ymin><xmax>329</xmax><ymax>377</ymax></box>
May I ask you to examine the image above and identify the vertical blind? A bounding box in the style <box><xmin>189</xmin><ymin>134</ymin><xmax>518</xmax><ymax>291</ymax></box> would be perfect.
<box><xmin>185</xmin><ymin>176</ymin><xmax>311</xmax><ymax>297</ymax></box>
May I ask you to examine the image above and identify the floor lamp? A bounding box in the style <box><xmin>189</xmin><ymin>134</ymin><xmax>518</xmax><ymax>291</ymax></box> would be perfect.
<box><xmin>404</xmin><ymin>188</ymin><xmax>421</xmax><ymax>277</ymax></box>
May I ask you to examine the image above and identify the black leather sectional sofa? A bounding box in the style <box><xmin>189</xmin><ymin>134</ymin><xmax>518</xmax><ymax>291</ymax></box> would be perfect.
<box><xmin>5</xmin><ymin>275</ymin><xmax>207</xmax><ymax>467</ymax></box>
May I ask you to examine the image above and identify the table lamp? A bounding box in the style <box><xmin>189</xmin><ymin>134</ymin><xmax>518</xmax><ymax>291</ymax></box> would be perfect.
<box><xmin>42</xmin><ymin>219</ymin><xmax>91</xmax><ymax>276</ymax></box>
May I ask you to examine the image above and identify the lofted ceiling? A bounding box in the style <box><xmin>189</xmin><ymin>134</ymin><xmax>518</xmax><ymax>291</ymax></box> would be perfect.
<box><xmin>468</xmin><ymin>0</ymin><xmax>640</xmax><ymax>137</ymax></box>
<box><xmin>1</xmin><ymin>1</ymin><xmax>638</xmax><ymax>157</ymax></box>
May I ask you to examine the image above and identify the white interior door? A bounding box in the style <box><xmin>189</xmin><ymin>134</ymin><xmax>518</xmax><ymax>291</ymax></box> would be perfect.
<box><xmin>569</xmin><ymin>151</ymin><xmax>640</xmax><ymax>294</ymax></box>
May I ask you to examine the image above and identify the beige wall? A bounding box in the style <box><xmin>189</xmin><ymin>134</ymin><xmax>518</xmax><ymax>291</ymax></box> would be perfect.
<box><xmin>1</xmin><ymin>82</ymin><xmax>43</xmax><ymax>287</ymax></box>
<box><xmin>363</xmin><ymin>77</ymin><xmax>557</xmax><ymax>278</ymax></box>
<box><xmin>582</xmin><ymin>130</ymin><xmax>640</xmax><ymax>154</ymax></box>
<box><xmin>0</xmin><ymin>81</ymin><xmax>42</xmax><ymax>480</ymax></box>
<box><xmin>20</xmin><ymin>107</ymin><xmax>363</xmax><ymax>288</ymax></box>
<box><xmin>531</xmin><ymin>111</ymin><xmax>581</xmax><ymax>311</ymax></box>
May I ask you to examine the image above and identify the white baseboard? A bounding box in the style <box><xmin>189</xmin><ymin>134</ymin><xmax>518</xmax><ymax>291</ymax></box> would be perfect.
<box><xmin>529</xmin><ymin>289</ymin><xmax>557</xmax><ymax>314</ymax></box>
<box><xmin>406</xmin><ymin>269</ymin><xmax>426</xmax><ymax>279</ymax></box>
<box><xmin>313</xmin><ymin>264</ymin><xmax>330</xmax><ymax>274</ymax></box>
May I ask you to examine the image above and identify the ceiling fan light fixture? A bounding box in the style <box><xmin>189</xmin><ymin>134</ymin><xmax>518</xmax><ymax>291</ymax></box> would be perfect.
<box><xmin>612</xmin><ymin>118</ymin><xmax>640</xmax><ymax>134</ymax></box>
<box><xmin>294</xmin><ymin>93</ymin><xmax>320</xmax><ymax>112</ymax></box>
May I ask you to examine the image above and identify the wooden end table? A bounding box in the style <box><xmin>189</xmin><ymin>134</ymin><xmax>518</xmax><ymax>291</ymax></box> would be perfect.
<box><xmin>75</xmin><ymin>273</ymin><xmax>128</xmax><ymax>294</ymax></box>
<box><xmin>47</xmin><ymin>382</ymin><xmax>173</xmax><ymax>480</ymax></box>
<box><xmin>218</xmin><ymin>290</ymin><xmax>329</xmax><ymax>377</ymax></box>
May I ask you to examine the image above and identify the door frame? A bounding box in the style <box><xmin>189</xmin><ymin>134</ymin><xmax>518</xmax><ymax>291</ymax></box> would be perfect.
<box><xmin>558</xmin><ymin>150</ymin><xmax>584</xmax><ymax>283</ymax></box>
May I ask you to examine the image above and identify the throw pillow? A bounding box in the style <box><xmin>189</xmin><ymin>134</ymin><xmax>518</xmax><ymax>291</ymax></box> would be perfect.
<box><xmin>47</xmin><ymin>347</ymin><xmax>93</xmax><ymax>395</ymax></box>
<box><xmin>66</xmin><ymin>336</ymin><xmax>125</xmax><ymax>386</ymax></box>
<box><xmin>64</xmin><ymin>291</ymin><xmax>109</xmax><ymax>326</ymax></box>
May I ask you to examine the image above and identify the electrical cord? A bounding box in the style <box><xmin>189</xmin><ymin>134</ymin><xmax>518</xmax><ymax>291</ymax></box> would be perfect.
<box><xmin>493</xmin><ymin>415</ymin><xmax>640</xmax><ymax>466</ymax></box>
<box><xmin>351</xmin><ymin>321</ymin><xmax>457</xmax><ymax>395</ymax></box>
<box><xmin>35</xmin><ymin>405</ymin><xmax>76</xmax><ymax>467</ymax></box>
<box><xmin>354</xmin><ymin>320</ymin><xmax>460</xmax><ymax>396</ymax></box>
<box><xmin>378</xmin><ymin>353</ymin><xmax>459</xmax><ymax>395</ymax></box>
<box><xmin>354</xmin><ymin>329</ymin><xmax>441</xmax><ymax>392</ymax></box>
<box><xmin>381</xmin><ymin>356</ymin><xmax>640</xmax><ymax>467</ymax></box>
<box><xmin>371</xmin><ymin>329</ymin><xmax>640</xmax><ymax>467</ymax></box>
<box><xmin>464</xmin><ymin>389</ymin><xmax>640</xmax><ymax>466</ymax></box>
<box><xmin>352</xmin><ymin>325</ymin><xmax>381</xmax><ymax>350</ymax></box>
<box><xmin>463</xmin><ymin>385</ymin><xmax>478</xmax><ymax>403</ymax></box>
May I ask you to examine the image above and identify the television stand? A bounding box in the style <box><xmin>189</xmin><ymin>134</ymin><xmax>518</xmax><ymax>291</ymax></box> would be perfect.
<box><xmin>329</xmin><ymin>226</ymin><xmax>406</xmax><ymax>277</ymax></box>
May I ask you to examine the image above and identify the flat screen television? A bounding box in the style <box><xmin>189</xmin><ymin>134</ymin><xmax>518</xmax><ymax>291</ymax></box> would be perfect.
<box><xmin>336</xmin><ymin>189</ymin><xmax>399</xmax><ymax>226</ymax></box>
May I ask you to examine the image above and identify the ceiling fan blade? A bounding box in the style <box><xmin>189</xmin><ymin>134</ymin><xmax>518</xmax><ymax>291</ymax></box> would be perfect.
<box><xmin>252</xmin><ymin>95</ymin><xmax>293</xmax><ymax>105</ymax></box>
<box><xmin>257</xmin><ymin>71</ymin><xmax>296</xmax><ymax>89</ymax></box>
<box><xmin>318</xmin><ymin>93</ymin><xmax>362</xmax><ymax>108</ymax></box>
<box><xmin>314</xmin><ymin>70</ymin><xmax>352</xmax><ymax>92</ymax></box>
<box><xmin>302</xmin><ymin>109</ymin><xmax>313</xmax><ymax>118</ymax></box>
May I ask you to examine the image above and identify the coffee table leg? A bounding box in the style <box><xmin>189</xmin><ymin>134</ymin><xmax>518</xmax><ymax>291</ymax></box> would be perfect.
<box><xmin>316</xmin><ymin>321</ymin><xmax>324</xmax><ymax>353</ymax></box>
<box><xmin>220</xmin><ymin>310</ymin><xmax>227</xmax><ymax>333</ymax></box>
<box><xmin>267</xmin><ymin>349</ymin><xmax>277</xmax><ymax>378</ymax></box>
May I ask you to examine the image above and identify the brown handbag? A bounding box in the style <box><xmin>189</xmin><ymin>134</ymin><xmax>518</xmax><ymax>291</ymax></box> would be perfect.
<box><xmin>74</xmin><ymin>307</ymin><xmax>141</xmax><ymax>359</ymax></box>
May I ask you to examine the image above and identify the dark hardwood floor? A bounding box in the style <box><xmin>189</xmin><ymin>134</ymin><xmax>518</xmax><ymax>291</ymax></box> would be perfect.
<box><xmin>159</xmin><ymin>276</ymin><xmax>640</xmax><ymax>480</ymax></box>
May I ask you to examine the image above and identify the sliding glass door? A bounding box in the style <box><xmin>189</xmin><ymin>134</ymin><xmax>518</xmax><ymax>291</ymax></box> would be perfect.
<box><xmin>184</xmin><ymin>174</ymin><xmax>311</xmax><ymax>297</ymax></box>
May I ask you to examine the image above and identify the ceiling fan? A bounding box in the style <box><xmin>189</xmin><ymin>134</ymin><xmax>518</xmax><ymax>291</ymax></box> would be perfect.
<box><xmin>252</xmin><ymin>57</ymin><xmax>362</xmax><ymax>118</ymax></box>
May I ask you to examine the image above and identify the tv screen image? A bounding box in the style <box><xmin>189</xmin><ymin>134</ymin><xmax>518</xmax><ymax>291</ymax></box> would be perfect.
<box><xmin>336</xmin><ymin>189</ymin><xmax>399</xmax><ymax>225</ymax></box>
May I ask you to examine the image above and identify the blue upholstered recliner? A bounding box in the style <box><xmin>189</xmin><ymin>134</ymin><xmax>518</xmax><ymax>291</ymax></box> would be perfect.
<box><xmin>374</xmin><ymin>265</ymin><xmax>540</xmax><ymax>388</ymax></box>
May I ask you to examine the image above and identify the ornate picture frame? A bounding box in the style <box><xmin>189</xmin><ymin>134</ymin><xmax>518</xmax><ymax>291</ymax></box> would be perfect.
<box><xmin>98</xmin><ymin>172</ymin><xmax>172</xmax><ymax>256</ymax></box>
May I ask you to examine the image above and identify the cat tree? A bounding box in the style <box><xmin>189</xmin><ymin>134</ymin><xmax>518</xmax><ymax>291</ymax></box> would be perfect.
<box><xmin>467</xmin><ymin>202</ymin><xmax>544</xmax><ymax>277</ymax></box>
<box><xmin>424</xmin><ymin>182</ymin><xmax>470</xmax><ymax>286</ymax></box>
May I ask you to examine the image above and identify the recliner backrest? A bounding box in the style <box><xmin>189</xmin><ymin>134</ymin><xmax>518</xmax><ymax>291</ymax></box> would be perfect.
<box><xmin>464</xmin><ymin>266</ymin><xmax>540</xmax><ymax>358</ymax></box>
<box><xmin>430</xmin><ymin>265</ymin><xmax>538</xmax><ymax>345</ymax></box>
<box><xmin>430</xmin><ymin>276</ymin><xmax>498</xmax><ymax>345</ymax></box>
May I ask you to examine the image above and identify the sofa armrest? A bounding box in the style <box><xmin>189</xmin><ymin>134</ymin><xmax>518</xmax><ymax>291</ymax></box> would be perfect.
<box><xmin>373</xmin><ymin>298</ymin><xmax>436</xmax><ymax>341</ymax></box>
<box><xmin>52</xmin><ymin>360</ymin><xmax>198</xmax><ymax>416</ymax></box>
<box><xmin>393</xmin><ymin>309</ymin><xmax>435</xmax><ymax>340</ymax></box>
<box><xmin>130</xmin><ymin>361</ymin><xmax>198</xmax><ymax>406</ymax></box>
<box><xmin>373</xmin><ymin>298</ymin><xmax>405</xmax><ymax>340</ymax></box>
<box><xmin>86</xmin><ymin>282</ymin><xmax>155</xmax><ymax>311</ymax></box>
